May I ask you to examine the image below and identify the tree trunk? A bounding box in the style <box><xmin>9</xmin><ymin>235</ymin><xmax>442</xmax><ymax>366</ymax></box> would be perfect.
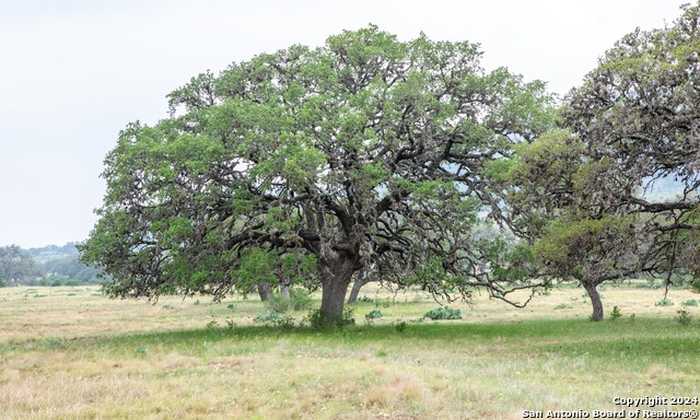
<box><xmin>280</xmin><ymin>284</ymin><xmax>290</xmax><ymax>300</ymax></box>
<box><xmin>347</xmin><ymin>270</ymin><xmax>369</xmax><ymax>304</ymax></box>
<box><xmin>347</xmin><ymin>280</ymin><xmax>364</xmax><ymax>304</ymax></box>
<box><xmin>318</xmin><ymin>258</ymin><xmax>356</xmax><ymax>326</ymax></box>
<box><xmin>257</xmin><ymin>283</ymin><xmax>271</xmax><ymax>302</ymax></box>
<box><xmin>584</xmin><ymin>282</ymin><xmax>604</xmax><ymax>321</ymax></box>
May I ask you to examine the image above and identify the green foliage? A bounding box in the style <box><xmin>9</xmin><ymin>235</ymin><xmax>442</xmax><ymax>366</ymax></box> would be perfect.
<box><xmin>254</xmin><ymin>310</ymin><xmax>296</xmax><ymax>329</ymax></box>
<box><xmin>554</xmin><ymin>303</ymin><xmax>573</xmax><ymax>310</ymax></box>
<box><xmin>266</xmin><ymin>288</ymin><xmax>313</xmax><ymax>313</ymax></box>
<box><xmin>560</xmin><ymin>2</ymin><xmax>700</xmax><ymax>282</ymax></box>
<box><xmin>364</xmin><ymin>309</ymin><xmax>383</xmax><ymax>324</ymax></box>
<box><xmin>15</xmin><ymin>243</ymin><xmax>106</xmax><ymax>285</ymax></box>
<box><xmin>676</xmin><ymin>309</ymin><xmax>692</xmax><ymax>326</ymax></box>
<box><xmin>690</xmin><ymin>278</ymin><xmax>700</xmax><ymax>294</ymax></box>
<box><xmin>424</xmin><ymin>306</ymin><xmax>462</xmax><ymax>320</ymax></box>
<box><xmin>533</xmin><ymin>215</ymin><xmax>637</xmax><ymax>281</ymax></box>
<box><xmin>0</xmin><ymin>245</ymin><xmax>43</xmax><ymax>285</ymax></box>
<box><xmin>306</xmin><ymin>308</ymin><xmax>355</xmax><ymax>329</ymax></box>
<box><xmin>81</xmin><ymin>24</ymin><xmax>556</xmax><ymax>319</ymax></box>
<box><xmin>234</xmin><ymin>248</ymin><xmax>277</xmax><ymax>289</ymax></box>
<box><xmin>681</xmin><ymin>299</ymin><xmax>699</xmax><ymax>307</ymax></box>
<box><xmin>394</xmin><ymin>321</ymin><xmax>408</xmax><ymax>333</ymax></box>
<box><xmin>610</xmin><ymin>306</ymin><xmax>622</xmax><ymax>321</ymax></box>
<box><xmin>479</xmin><ymin>238</ymin><xmax>537</xmax><ymax>284</ymax></box>
<box><xmin>655</xmin><ymin>298</ymin><xmax>674</xmax><ymax>307</ymax></box>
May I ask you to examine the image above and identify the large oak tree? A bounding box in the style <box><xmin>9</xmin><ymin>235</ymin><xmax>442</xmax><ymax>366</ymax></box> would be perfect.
<box><xmin>81</xmin><ymin>26</ymin><xmax>555</xmax><ymax>325</ymax></box>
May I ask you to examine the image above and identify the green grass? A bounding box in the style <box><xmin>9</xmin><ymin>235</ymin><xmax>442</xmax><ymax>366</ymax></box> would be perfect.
<box><xmin>5</xmin><ymin>317</ymin><xmax>699</xmax><ymax>359</ymax></box>
<box><xmin>1</xmin><ymin>285</ymin><xmax>699</xmax><ymax>419</ymax></box>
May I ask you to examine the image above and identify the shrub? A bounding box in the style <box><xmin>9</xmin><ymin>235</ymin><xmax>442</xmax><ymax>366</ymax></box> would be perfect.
<box><xmin>554</xmin><ymin>303</ymin><xmax>573</xmax><ymax>310</ymax></box>
<box><xmin>640</xmin><ymin>278</ymin><xmax>662</xmax><ymax>289</ymax></box>
<box><xmin>655</xmin><ymin>298</ymin><xmax>674</xmax><ymax>307</ymax></box>
<box><xmin>254</xmin><ymin>310</ymin><xmax>296</xmax><ymax>329</ymax></box>
<box><xmin>364</xmin><ymin>309</ymin><xmax>383</xmax><ymax>324</ymax></box>
<box><xmin>610</xmin><ymin>305</ymin><xmax>622</xmax><ymax>321</ymax></box>
<box><xmin>306</xmin><ymin>308</ymin><xmax>355</xmax><ymax>329</ymax></box>
<box><xmin>690</xmin><ymin>278</ymin><xmax>700</xmax><ymax>294</ymax></box>
<box><xmin>681</xmin><ymin>299</ymin><xmax>699</xmax><ymax>307</ymax></box>
<box><xmin>289</xmin><ymin>288</ymin><xmax>313</xmax><ymax>310</ymax></box>
<box><xmin>267</xmin><ymin>288</ymin><xmax>313</xmax><ymax>313</ymax></box>
<box><xmin>357</xmin><ymin>296</ymin><xmax>374</xmax><ymax>303</ymax></box>
<box><xmin>394</xmin><ymin>321</ymin><xmax>407</xmax><ymax>333</ymax></box>
<box><xmin>676</xmin><ymin>309</ymin><xmax>692</xmax><ymax>326</ymax></box>
<box><xmin>424</xmin><ymin>306</ymin><xmax>462</xmax><ymax>320</ymax></box>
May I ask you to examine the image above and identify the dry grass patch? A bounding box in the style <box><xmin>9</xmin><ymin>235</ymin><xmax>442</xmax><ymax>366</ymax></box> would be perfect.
<box><xmin>0</xmin><ymin>285</ymin><xmax>698</xmax><ymax>418</ymax></box>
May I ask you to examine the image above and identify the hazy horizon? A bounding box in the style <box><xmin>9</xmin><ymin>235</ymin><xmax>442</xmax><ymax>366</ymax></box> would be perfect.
<box><xmin>0</xmin><ymin>0</ymin><xmax>688</xmax><ymax>248</ymax></box>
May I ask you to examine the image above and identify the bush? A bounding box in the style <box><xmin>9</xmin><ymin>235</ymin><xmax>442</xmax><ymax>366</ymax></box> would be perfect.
<box><xmin>394</xmin><ymin>321</ymin><xmax>407</xmax><ymax>333</ymax></box>
<box><xmin>610</xmin><ymin>305</ymin><xmax>622</xmax><ymax>321</ymax></box>
<box><xmin>554</xmin><ymin>303</ymin><xmax>573</xmax><ymax>310</ymax></box>
<box><xmin>633</xmin><ymin>278</ymin><xmax>662</xmax><ymax>289</ymax></box>
<box><xmin>655</xmin><ymin>298</ymin><xmax>674</xmax><ymax>307</ymax></box>
<box><xmin>690</xmin><ymin>278</ymin><xmax>700</xmax><ymax>294</ymax></box>
<box><xmin>306</xmin><ymin>308</ymin><xmax>355</xmax><ymax>329</ymax></box>
<box><xmin>676</xmin><ymin>309</ymin><xmax>692</xmax><ymax>326</ymax></box>
<box><xmin>254</xmin><ymin>310</ymin><xmax>296</xmax><ymax>329</ymax></box>
<box><xmin>267</xmin><ymin>288</ymin><xmax>313</xmax><ymax>313</ymax></box>
<box><xmin>289</xmin><ymin>288</ymin><xmax>313</xmax><ymax>310</ymax></box>
<box><xmin>681</xmin><ymin>299</ymin><xmax>699</xmax><ymax>307</ymax></box>
<box><xmin>424</xmin><ymin>306</ymin><xmax>462</xmax><ymax>320</ymax></box>
<box><xmin>364</xmin><ymin>309</ymin><xmax>383</xmax><ymax>324</ymax></box>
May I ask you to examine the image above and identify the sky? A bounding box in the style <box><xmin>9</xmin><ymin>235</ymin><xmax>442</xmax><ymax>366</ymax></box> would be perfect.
<box><xmin>0</xmin><ymin>0</ymin><xmax>688</xmax><ymax>248</ymax></box>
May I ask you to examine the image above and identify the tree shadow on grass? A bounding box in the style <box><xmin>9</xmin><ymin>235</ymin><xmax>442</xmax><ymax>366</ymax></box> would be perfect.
<box><xmin>2</xmin><ymin>317</ymin><xmax>698</xmax><ymax>360</ymax></box>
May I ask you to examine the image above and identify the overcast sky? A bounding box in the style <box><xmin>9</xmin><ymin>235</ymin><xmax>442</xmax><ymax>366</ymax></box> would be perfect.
<box><xmin>0</xmin><ymin>0</ymin><xmax>688</xmax><ymax>248</ymax></box>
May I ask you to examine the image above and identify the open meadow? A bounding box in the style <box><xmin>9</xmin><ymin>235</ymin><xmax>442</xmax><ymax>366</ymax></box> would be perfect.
<box><xmin>1</xmin><ymin>284</ymin><xmax>699</xmax><ymax>419</ymax></box>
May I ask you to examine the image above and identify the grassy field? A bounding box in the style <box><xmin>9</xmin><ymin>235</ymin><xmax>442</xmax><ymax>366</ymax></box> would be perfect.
<box><xmin>1</xmin><ymin>285</ymin><xmax>699</xmax><ymax>419</ymax></box>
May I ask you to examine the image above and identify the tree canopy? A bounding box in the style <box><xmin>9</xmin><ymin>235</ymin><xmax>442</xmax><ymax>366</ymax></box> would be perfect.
<box><xmin>486</xmin><ymin>2</ymin><xmax>700</xmax><ymax>320</ymax></box>
<box><xmin>81</xmin><ymin>25</ymin><xmax>556</xmax><ymax>324</ymax></box>
<box><xmin>0</xmin><ymin>245</ymin><xmax>42</xmax><ymax>286</ymax></box>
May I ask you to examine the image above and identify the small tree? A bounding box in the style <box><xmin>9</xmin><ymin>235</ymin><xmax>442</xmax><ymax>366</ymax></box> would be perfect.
<box><xmin>533</xmin><ymin>216</ymin><xmax>641</xmax><ymax>321</ymax></box>
<box><xmin>81</xmin><ymin>26</ymin><xmax>555</xmax><ymax>325</ymax></box>
<box><xmin>487</xmin><ymin>130</ymin><xmax>647</xmax><ymax>320</ymax></box>
<box><xmin>0</xmin><ymin>245</ymin><xmax>43</xmax><ymax>286</ymax></box>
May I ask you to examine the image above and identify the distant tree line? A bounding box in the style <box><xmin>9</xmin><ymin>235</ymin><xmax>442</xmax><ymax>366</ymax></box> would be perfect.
<box><xmin>0</xmin><ymin>243</ymin><xmax>103</xmax><ymax>287</ymax></box>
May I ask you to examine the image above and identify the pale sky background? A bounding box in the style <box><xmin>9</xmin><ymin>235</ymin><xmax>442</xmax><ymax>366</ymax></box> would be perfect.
<box><xmin>0</xmin><ymin>0</ymin><xmax>688</xmax><ymax>248</ymax></box>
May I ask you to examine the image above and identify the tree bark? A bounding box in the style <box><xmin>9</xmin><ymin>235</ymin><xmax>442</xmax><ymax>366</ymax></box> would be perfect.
<box><xmin>347</xmin><ymin>270</ymin><xmax>369</xmax><ymax>304</ymax></box>
<box><xmin>584</xmin><ymin>282</ymin><xmax>604</xmax><ymax>321</ymax></box>
<box><xmin>319</xmin><ymin>258</ymin><xmax>356</xmax><ymax>326</ymax></box>
<box><xmin>257</xmin><ymin>283</ymin><xmax>271</xmax><ymax>302</ymax></box>
<box><xmin>280</xmin><ymin>284</ymin><xmax>290</xmax><ymax>300</ymax></box>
